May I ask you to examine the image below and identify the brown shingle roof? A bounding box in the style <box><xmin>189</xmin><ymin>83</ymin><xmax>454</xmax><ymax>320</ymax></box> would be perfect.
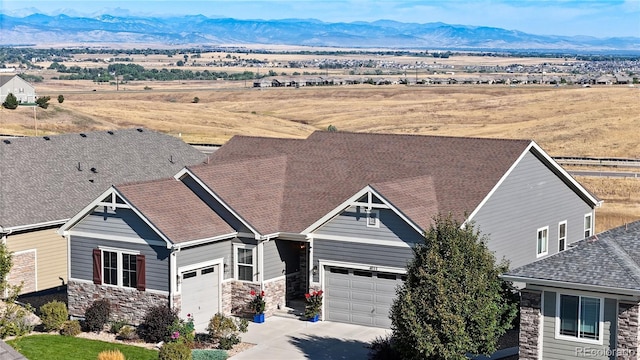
<box><xmin>116</xmin><ymin>178</ymin><xmax>235</xmax><ymax>243</ymax></box>
<box><xmin>189</xmin><ymin>131</ymin><xmax>532</xmax><ymax>234</ymax></box>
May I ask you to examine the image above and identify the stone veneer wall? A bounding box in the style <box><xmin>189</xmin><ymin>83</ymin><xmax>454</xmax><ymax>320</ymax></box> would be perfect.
<box><xmin>617</xmin><ymin>301</ymin><xmax>640</xmax><ymax>360</ymax></box>
<box><xmin>221</xmin><ymin>282</ymin><xmax>233</xmax><ymax>315</ymax></box>
<box><xmin>230</xmin><ymin>281</ymin><xmax>261</xmax><ymax>316</ymax></box>
<box><xmin>6</xmin><ymin>251</ymin><xmax>36</xmax><ymax>293</ymax></box>
<box><xmin>68</xmin><ymin>280</ymin><xmax>169</xmax><ymax>325</ymax></box>
<box><xmin>519</xmin><ymin>290</ymin><xmax>542</xmax><ymax>360</ymax></box>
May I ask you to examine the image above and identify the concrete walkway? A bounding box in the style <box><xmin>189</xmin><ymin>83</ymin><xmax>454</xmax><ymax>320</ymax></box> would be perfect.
<box><xmin>230</xmin><ymin>316</ymin><xmax>389</xmax><ymax>359</ymax></box>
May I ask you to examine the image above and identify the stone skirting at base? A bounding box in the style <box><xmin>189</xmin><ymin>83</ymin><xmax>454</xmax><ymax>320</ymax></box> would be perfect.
<box><xmin>68</xmin><ymin>280</ymin><xmax>169</xmax><ymax>325</ymax></box>
<box><xmin>7</xmin><ymin>251</ymin><xmax>36</xmax><ymax>293</ymax></box>
<box><xmin>263</xmin><ymin>277</ymin><xmax>286</xmax><ymax>316</ymax></box>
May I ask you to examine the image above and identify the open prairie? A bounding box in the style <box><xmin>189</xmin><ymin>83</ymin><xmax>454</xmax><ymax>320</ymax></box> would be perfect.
<box><xmin>1</xmin><ymin>83</ymin><xmax>639</xmax><ymax>231</ymax></box>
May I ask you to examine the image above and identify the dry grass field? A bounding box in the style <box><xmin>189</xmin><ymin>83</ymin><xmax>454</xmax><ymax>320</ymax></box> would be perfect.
<box><xmin>1</xmin><ymin>80</ymin><xmax>639</xmax><ymax>232</ymax></box>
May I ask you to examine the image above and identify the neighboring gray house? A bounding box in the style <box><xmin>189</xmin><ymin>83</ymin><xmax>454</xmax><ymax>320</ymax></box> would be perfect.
<box><xmin>0</xmin><ymin>128</ymin><xmax>206</xmax><ymax>294</ymax></box>
<box><xmin>502</xmin><ymin>221</ymin><xmax>640</xmax><ymax>360</ymax></box>
<box><xmin>59</xmin><ymin>131</ymin><xmax>599</xmax><ymax>330</ymax></box>
<box><xmin>0</xmin><ymin>74</ymin><xmax>36</xmax><ymax>104</ymax></box>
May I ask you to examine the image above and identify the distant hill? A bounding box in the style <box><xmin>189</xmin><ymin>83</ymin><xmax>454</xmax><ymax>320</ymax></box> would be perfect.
<box><xmin>1</xmin><ymin>13</ymin><xmax>638</xmax><ymax>52</ymax></box>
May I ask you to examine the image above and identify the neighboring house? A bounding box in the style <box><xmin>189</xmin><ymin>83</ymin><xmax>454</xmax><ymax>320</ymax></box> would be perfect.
<box><xmin>0</xmin><ymin>128</ymin><xmax>207</xmax><ymax>295</ymax></box>
<box><xmin>0</xmin><ymin>74</ymin><xmax>37</xmax><ymax>104</ymax></box>
<box><xmin>59</xmin><ymin>131</ymin><xmax>599</xmax><ymax>330</ymax></box>
<box><xmin>502</xmin><ymin>221</ymin><xmax>640</xmax><ymax>360</ymax></box>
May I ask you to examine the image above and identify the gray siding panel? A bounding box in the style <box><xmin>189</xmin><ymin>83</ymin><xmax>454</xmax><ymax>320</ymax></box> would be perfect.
<box><xmin>313</xmin><ymin>239</ymin><xmax>412</xmax><ymax>282</ymax></box>
<box><xmin>177</xmin><ymin>240</ymin><xmax>233</xmax><ymax>280</ymax></box>
<box><xmin>472</xmin><ymin>151</ymin><xmax>594</xmax><ymax>269</ymax></box>
<box><xmin>70</xmin><ymin>236</ymin><xmax>169</xmax><ymax>292</ymax></box>
<box><xmin>542</xmin><ymin>291</ymin><xmax>615</xmax><ymax>360</ymax></box>
<box><xmin>263</xmin><ymin>240</ymin><xmax>284</xmax><ymax>280</ymax></box>
<box><xmin>74</xmin><ymin>207</ymin><xmax>163</xmax><ymax>241</ymax></box>
<box><xmin>315</xmin><ymin>206</ymin><xmax>423</xmax><ymax>244</ymax></box>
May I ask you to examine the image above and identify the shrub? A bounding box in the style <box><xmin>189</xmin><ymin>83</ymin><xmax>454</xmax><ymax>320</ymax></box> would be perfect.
<box><xmin>192</xmin><ymin>349</ymin><xmax>228</xmax><ymax>360</ymax></box>
<box><xmin>159</xmin><ymin>342</ymin><xmax>192</xmax><ymax>360</ymax></box>
<box><xmin>96</xmin><ymin>349</ymin><xmax>125</xmax><ymax>360</ymax></box>
<box><xmin>40</xmin><ymin>300</ymin><xmax>68</xmax><ymax>332</ymax></box>
<box><xmin>0</xmin><ymin>301</ymin><xmax>35</xmax><ymax>339</ymax></box>
<box><xmin>57</xmin><ymin>94</ymin><xmax>64</xmax><ymax>103</ymax></box>
<box><xmin>247</xmin><ymin>290</ymin><xmax>265</xmax><ymax>315</ymax></box>
<box><xmin>117</xmin><ymin>325</ymin><xmax>137</xmax><ymax>340</ymax></box>
<box><xmin>168</xmin><ymin>314</ymin><xmax>195</xmax><ymax>347</ymax></box>
<box><xmin>2</xmin><ymin>93</ymin><xmax>18</xmax><ymax>109</ymax></box>
<box><xmin>192</xmin><ymin>97</ymin><xmax>199</xmax><ymax>103</ymax></box>
<box><xmin>138</xmin><ymin>305</ymin><xmax>178</xmax><ymax>343</ymax></box>
<box><xmin>367</xmin><ymin>334</ymin><xmax>400</xmax><ymax>360</ymax></box>
<box><xmin>109</xmin><ymin>320</ymin><xmax>127</xmax><ymax>334</ymax></box>
<box><xmin>206</xmin><ymin>313</ymin><xmax>248</xmax><ymax>350</ymax></box>
<box><xmin>60</xmin><ymin>320</ymin><xmax>82</xmax><ymax>336</ymax></box>
<box><xmin>84</xmin><ymin>299</ymin><xmax>111</xmax><ymax>332</ymax></box>
<box><xmin>304</xmin><ymin>290</ymin><xmax>323</xmax><ymax>319</ymax></box>
<box><xmin>35</xmin><ymin>96</ymin><xmax>50</xmax><ymax>109</ymax></box>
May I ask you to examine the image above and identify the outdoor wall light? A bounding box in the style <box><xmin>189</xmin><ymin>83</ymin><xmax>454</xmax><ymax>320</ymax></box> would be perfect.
<box><xmin>312</xmin><ymin>265</ymin><xmax>318</xmax><ymax>275</ymax></box>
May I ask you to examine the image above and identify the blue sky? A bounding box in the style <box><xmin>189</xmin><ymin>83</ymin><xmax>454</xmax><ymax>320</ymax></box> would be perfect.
<box><xmin>2</xmin><ymin>0</ymin><xmax>639</xmax><ymax>38</ymax></box>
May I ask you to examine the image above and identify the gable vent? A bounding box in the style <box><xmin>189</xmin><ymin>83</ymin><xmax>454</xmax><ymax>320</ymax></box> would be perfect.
<box><xmin>80</xmin><ymin>133</ymin><xmax>87</xmax><ymax>138</ymax></box>
<box><xmin>43</xmin><ymin>136</ymin><xmax>50</xmax><ymax>140</ymax></box>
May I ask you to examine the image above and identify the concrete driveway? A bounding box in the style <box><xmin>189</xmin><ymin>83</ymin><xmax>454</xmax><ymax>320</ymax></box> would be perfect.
<box><xmin>230</xmin><ymin>316</ymin><xmax>390</xmax><ymax>359</ymax></box>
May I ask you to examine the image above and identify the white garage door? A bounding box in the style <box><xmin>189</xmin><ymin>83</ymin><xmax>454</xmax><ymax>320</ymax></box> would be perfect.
<box><xmin>180</xmin><ymin>265</ymin><xmax>220</xmax><ymax>332</ymax></box>
<box><xmin>325</xmin><ymin>266</ymin><xmax>403</xmax><ymax>328</ymax></box>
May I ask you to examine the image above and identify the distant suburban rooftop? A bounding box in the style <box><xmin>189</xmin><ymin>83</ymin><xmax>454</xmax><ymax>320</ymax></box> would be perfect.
<box><xmin>0</xmin><ymin>128</ymin><xmax>207</xmax><ymax>230</ymax></box>
<box><xmin>504</xmin><ymin>220</ymin><xmax>640</xmax><ymax>295</ymax></box>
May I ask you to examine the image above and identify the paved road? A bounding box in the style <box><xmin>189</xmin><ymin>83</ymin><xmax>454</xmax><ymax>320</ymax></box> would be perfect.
<box><xmin>569</xmin><ymin>170</ymin><xmax>640</xmax><ymax>178</ymax></box>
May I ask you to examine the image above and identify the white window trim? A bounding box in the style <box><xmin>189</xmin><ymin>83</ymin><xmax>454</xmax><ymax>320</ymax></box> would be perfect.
<box><xmin>366</xmin><ymin>209</ymin><xmax>380</xmax><ymax>228</ymax></box>
<box><xmin>233</xmin><ymin>244</ymin><xmax>257</xmax><ymax>283</ymax></box>
<box><xmin>536</xmin><ymin>226</ymin><xmax>549</xmax><ymax>258</ymax></box>
<box><xmin>555</xmin><ymin>293</ymin><xmax>604</xmax><ymax>345</ymax></box>
<box><xmin>98</xmin><ymin>247</ymin><xmax>139</xmax><ymax>289</ymax></box>
<box><xmin>584</xmin><ymin>213</ymin><xmax>593</xmax><ymax>238</ymax></box>
<box><xmin>558</xmin><ymin>221</ymin><xmax>567</xmax><ymax>252</ymax></box>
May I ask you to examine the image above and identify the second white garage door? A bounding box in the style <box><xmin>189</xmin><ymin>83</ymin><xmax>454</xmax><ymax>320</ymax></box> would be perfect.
<box><xmin>180</xmin><ymin>265</ymin><xmax>220</xmax><ymax>331</ymax></box>
<box><xmin>324</xmin><ymin>266</ymin><xmax>404</xmax><ymax>328</ymax></box>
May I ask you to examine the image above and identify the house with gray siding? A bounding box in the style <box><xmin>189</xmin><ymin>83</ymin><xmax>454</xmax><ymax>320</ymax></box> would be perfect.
<box><xmin>0</xmin><ymin>74</ymin><xmax>36</xmax><ymax>104</ymax></box>
<box><xmin>0</xmin><ymin>128</ymin><xmax>206</xmax><ymax>295</ymax></box>
<box><xmin>502</xmin><ymin>220</ymin><xmax>640</xmax><ymax>360</ymax></box>
<box><xmin>60</xmin><ymin>131</ymin><xmax>599</xmax><ymax>330</ymax></box>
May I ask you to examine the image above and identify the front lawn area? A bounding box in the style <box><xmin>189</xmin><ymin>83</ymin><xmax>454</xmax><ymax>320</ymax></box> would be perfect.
<box><xmin>7</xmin><ymin>334</ymin><xmax>158</xmax><ymax>360</ymax></box>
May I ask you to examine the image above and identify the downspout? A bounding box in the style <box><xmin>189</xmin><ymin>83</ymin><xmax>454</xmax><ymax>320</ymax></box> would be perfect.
<box><xmin>1</xmin><ymin>227</ymin><xmax>12</xmax><ymax>299</ymax></box>
<box><xmin>169</xmin><ymin>245</ymin><xmax>180</xmax><ymax>310</ymax></box>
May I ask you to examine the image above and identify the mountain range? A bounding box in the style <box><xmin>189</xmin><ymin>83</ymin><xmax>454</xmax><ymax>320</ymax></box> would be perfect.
<box><xmin>1</xmin><ymin>13</ymin><xmax>638</xmax><ymax>52</ymax></box>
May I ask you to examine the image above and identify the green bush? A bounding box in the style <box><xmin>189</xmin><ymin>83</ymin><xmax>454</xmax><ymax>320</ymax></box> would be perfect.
<box><xmin>0</xmin><ymin>301</ymin><xmax>34</xmax><ymax>339</ymax></box>
<box><xmin>206</xmin><ymin>313</ymin><xmax>247</xmax><ymax>350</ymax></box>
<box><xmin>367</xmin><ymin>334</ymin><xmax>399</xmax><ymax>360</ymax></box>
<box><xmin>192</xmin><ymin>349</ymin><xmax>228</xmax><ymax>360</ymax></box>
<box><xmin>60</xmin><ymin>320</ymin><xmax>81</xmax><ymax>336</ymax></box>
<box><xmin>109</xmin><ymin>320</ymin><xmax>127</xmax><ymax>334</ymax></box>
<box><xmin>138</xmin><ymin>305</ymin><xmax>178</xmax><ymax>343</ymax></box>
<box><xmin>2</xmin><ymin>93</ymin><xmax>18</xmax><ymax>109</ymax></box>
<box><xmin>84</xmin><ymin>299</ymin><xmax>111</xmax><ymax>332</ymax></box>
<box><xmin>40</xmin><ymin>300</ymin><xmax>68</xmax><ymax>332</ymax></box>
<box><xmin>159</xmin><ymin>342</ymin><xmax>192</xmax><ymax>360</ymax></box>
<box><xmin>117</xmin><ymin>324</ymin><xmax>137</xmax><ymax>340</ymax></box>
<box><xmin>57</xmin><ymin>94</ymin><xmax>64</xmax><ymax>103</ymax></box>
<box><xmin>35</xmin><ymin>96</ymin><xmax>50</xmax><ymax>109</ymax></box>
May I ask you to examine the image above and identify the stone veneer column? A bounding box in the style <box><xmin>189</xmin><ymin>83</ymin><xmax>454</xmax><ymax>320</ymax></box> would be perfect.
<box><xmin>6</xmin><ymin>251</ymin><xmax>36</xmax><ymax>293</ymax></box>
<box><xmin>263</xmin><ymin>278</ymin><xmax>286</xmax><ymax>316</ymax></box>
<box><xmin>68</xmin><ymin>280</ymin><xmax>169</xmax><ymax>325</ymax></box>
<box><xmin>617</xmin><ymin>302</ymin><xmax>640</xmax><ymax>360</ymax></box>
<box><xmin>519</xmin><ymin>290</ymin><xmax>542</xmax><ymax>360</ymax></box>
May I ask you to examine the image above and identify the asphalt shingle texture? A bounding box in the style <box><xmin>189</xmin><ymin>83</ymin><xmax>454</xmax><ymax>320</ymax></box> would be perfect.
<box><xmin>0</xmin><ymin>128</ymin><xmax>206</xmax><ymax>228</ymax></box>
<box><xmin>189</xmin><ymin>131</ymin><xmax>532</xmax><ymax>234</ymax></box>
<box><xmin>505</xmin><ymin>220</ymin><xmax>640</xmax><ymax>293</ymax></box>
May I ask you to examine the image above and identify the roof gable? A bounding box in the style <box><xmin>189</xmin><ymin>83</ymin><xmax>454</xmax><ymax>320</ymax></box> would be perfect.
<box><xmin>197</xmin><ymin>131</ymin><xmax>534</xmax><ymax>234</ymax></box>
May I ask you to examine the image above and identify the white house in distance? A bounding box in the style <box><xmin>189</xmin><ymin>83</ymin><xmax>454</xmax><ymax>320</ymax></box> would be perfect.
<box><xmin>0</xmin><ymin>74</ymin><xmax>37</xmax><ymax>104</ymax></box>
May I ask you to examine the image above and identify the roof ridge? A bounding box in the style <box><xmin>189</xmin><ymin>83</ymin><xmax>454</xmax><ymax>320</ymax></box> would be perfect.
<box><xmin>600</xmin><ymin>234</ymin><xmax>640</xmax><ymax>286</ymax></box>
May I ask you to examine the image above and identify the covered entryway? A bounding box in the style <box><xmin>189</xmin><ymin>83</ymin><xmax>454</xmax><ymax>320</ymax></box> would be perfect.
<box><xmin>180</xmin><ymin>265</ymin><xmax>220</xmax><ymax>331</ymax></box>
<box><xmin>324</xmin><ymin>266</ymin><xmax>403</xmax><ymax>328</ymax></box>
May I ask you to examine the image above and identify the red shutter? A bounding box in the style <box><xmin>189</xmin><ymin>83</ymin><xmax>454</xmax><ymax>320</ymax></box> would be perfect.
<box><xmin>136</xmin><ymin>254</ymin><xmax>146</xmax><ymax>291</ymax></box>
<box><xmin>92</xmin><ymin>249</ymin><xmax>102</xmax><ymax>284</ymax></box>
